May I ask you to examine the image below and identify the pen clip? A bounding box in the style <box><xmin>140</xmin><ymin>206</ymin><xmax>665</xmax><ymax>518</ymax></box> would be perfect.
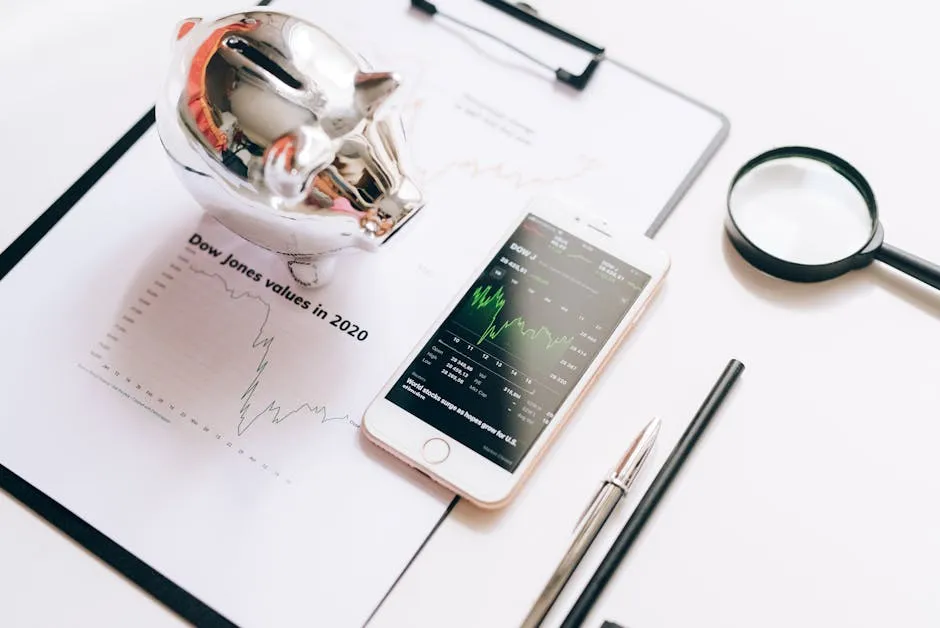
<box><xmin>572</xmin><ymin>475</ymin><xmax>621</xmax><ymax>533</ymax></box>
<box><xmin>572</xmin><ymin>418</ymin><xmax>660</xmax><ymax>533</ymax></box>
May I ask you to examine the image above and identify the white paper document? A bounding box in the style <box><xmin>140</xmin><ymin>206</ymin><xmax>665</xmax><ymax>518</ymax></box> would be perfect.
<box><xmin>0</xmin><ymin>2</ymin><xmax>725</xmax><ymax>626</ymax></box>
<box><xmin>0</xmin><ymin>133</ymin><xmax>458</xmax><ymax>627</ymax></box>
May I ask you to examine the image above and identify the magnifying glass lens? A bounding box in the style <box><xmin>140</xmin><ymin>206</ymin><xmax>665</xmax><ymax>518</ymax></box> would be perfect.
<box><xmin>729</xmin><ymin>157</ymin><xmax>874</xmax><ymax>265</ymax></box>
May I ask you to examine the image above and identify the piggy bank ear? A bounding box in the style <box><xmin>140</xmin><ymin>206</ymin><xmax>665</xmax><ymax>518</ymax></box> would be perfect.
<box><xmin>354</xmin><ymin>71</ymin><xmax>401</xmax><ymax>118</ymax></box>
<box><xmin>263</xmin><ymin>125</ymin><xmax>335</xmax><ymax>204</ymax></box>
<box><xmin>175</xmin><ymin>17</ymin><xmax>202</xmax><ymax>41</ymax></box>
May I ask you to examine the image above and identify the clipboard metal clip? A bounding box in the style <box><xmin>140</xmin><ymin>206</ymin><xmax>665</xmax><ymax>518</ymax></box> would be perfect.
<box><xmin>410</xmin><ymin>0</ymin><xmax>605</xmax><ymax>90</ymax></box>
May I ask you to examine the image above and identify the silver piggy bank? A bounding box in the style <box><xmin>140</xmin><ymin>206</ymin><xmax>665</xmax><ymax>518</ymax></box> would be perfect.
<box><xmin>156</xmin><ymin>11</ymin><xmax>424</xmax><ymax>286</ymax></box>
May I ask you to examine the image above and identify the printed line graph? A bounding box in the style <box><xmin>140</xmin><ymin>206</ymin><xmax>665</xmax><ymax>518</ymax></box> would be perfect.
<box><xmin>398</xmin><ymin>89</ymin><xmax>603</xmax><ymax>190</ymax></box>
<box><xmin>80</xmin><ymin>245</ymin><xmax>359</xmax><ymax>483</ymax></box>
<box><xmin>188</xmin><ymin>268</ymin><xmax>353</xmax><ymax>435</ymax></box>
<box><xmin>419</xmin><ymin>156</ymin><xmax>600</xmax><ymax>190</ymax></box>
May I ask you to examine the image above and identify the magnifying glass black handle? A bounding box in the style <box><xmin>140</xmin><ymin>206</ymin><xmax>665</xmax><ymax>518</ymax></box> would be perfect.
<box><xmin>875</xmin><ymin>243</ymin><xmax>940</xmax><ymax>290</ymax></box>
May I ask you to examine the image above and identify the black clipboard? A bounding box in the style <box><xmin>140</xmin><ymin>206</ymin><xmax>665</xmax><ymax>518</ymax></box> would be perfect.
<box><xmin>0</xmin><ymin>1</ymin><xmax>728</xmax><ymax>626</ymax></box>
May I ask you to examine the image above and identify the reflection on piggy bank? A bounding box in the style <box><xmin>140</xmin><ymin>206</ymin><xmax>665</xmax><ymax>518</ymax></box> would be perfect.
<box><xmin>155</xmin><ymin>11</ymin><xmax>424</xmax><ymax>287</ymax></box>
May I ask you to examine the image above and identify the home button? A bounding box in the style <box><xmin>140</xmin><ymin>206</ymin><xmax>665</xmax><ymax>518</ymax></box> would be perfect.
<box><xmin>422</xmin><ymin>438</ymin><xmax>450</xmax><ymax>464</ymax></box>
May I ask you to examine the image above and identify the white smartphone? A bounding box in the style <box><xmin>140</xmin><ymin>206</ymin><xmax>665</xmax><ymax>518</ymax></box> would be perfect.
<box><xmin>362</xmin><ymin>198</ymin><xmax>670</xmax><ymax>508</ymax></box>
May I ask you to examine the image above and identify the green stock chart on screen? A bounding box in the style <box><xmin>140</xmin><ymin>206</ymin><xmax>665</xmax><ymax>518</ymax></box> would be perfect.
<box><xmin>387</xmin><ymin>214</ymin><xmax>650</xmax><ymax>471</ymax></box>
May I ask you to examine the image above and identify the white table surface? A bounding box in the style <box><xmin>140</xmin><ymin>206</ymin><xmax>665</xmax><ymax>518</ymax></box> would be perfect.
<box><xmin>3</xmin><ymin>1</ymin><xmax>940</xmax><ymax>626</ymax></box>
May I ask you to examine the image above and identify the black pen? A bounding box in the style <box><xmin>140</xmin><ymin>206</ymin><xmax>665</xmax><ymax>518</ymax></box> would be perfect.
<box><xmin>560</xmin><ymin>358</ymin><xmax>745</xmax><ymax>627</ymax></box>
<box><xmin>520</xmin><ymin>417</ymin><xmax>661</xmax><ymax>628</ymax></box>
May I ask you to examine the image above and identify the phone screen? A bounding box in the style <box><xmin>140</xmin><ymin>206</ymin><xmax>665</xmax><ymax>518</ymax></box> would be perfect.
<box><xmin>386</xmin><ymin>214</ymin><xmax>651</xmax><ymax>472</ymax></box>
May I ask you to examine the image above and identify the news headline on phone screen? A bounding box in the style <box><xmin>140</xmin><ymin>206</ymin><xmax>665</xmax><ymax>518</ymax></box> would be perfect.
<box><xmin>386</xmin><ymin>214</ymin><xmax>650</xmax><ymax>471</ymax></box>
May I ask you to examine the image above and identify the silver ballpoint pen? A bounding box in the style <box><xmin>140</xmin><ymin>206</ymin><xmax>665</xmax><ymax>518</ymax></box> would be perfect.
<box><xmin>520</xmin><ymin>417</ymin><xmax>661</xmax><ymax>628</ymax></box>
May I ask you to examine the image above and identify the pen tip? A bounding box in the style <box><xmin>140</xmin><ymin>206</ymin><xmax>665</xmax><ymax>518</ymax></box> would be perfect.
<box><xmin>612</xmin><ymin>417</ymin><xmax>662</xmax><ymax>483</ymax></box>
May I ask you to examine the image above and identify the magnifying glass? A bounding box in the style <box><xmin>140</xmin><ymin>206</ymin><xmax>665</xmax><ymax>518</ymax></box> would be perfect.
<box><xmin>725</xmin><ymin>146</ymin><xmax>940</xmax><ymax>290</ymax></box>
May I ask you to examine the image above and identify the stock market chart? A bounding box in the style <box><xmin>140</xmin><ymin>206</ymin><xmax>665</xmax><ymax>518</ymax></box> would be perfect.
<box><xmin>387</xmin><ymin>214</ymin><xmax>650</xmax><ymax>471</ymax></box>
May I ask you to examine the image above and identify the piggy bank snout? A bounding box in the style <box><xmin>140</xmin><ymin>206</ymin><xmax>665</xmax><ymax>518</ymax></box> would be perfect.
<box><xmin>262</xmin><ymin>126</ymin><xmax>335</xmax><ymax>205</ymax></box>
